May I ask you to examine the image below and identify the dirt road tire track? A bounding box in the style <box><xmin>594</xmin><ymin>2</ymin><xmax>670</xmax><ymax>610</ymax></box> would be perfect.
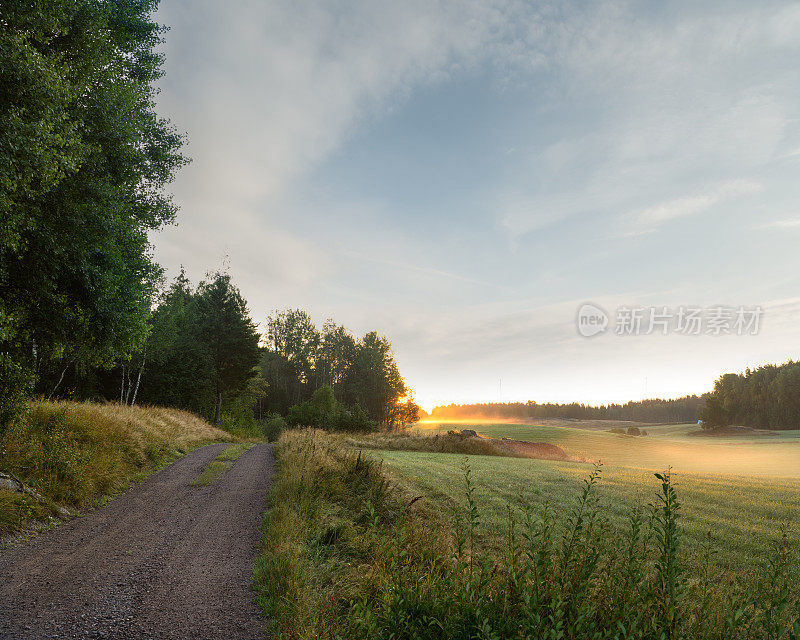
<box><xmin>0</xmin><ymin>443</ymin><xmax>274</xmax><ymax>639</ymax></box>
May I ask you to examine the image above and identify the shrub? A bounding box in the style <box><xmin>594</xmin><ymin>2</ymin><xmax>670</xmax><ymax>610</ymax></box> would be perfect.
<box><xmin>260</xmin><ymin>413</ymin><xmax>287</xmax><ymax>442</ymax></box>
<box><xmin>287</xmin><ymin>385</ymin><xmax>377</xmax><ymax>432</ymax></box>
<box><xmin>0</xmin><ymin>354</ymin><xmax>30</xmax><ymax>438</ymax></box>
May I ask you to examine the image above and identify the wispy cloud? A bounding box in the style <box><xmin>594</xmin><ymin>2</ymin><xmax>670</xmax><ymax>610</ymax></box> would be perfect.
<box><xmin>624</xmin><ymin>180</ymin><xmax>762</xmax><ymax>235</ymax></box>
<box><xmin>758</xmin><ymin>217</ymin><xmax>800</xmax><ymax>230</ymax></box>
<box><xmin>150</xmin><ymin>1</ymin><xmax>800</xmax><ymax>407</ymax></box>
<box><xmin>342</xmin><ymin>250</ymin><xmax>515</xmax><ymax>293</ymax></box>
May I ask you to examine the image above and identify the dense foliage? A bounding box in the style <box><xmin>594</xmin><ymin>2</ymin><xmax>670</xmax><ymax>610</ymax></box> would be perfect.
<box><xmin>261</xmin><ymin>310</ymin><xmax>419</xmax><ymax>431</ymax></box>
<box><xmin>22</xmin><ymin>269</ymin><xmax>416</xmax><ymax>433</ymax></box>
<box><xmin>30</xmin><ymin>271</ymin><xmax>261</xmax><ymax>428</ymax></box>
<box><xmin>701</xmin><ymin>360</ymin><xmax>800</xmax><ymax>429</ymax></box>
<box><xmin>432</xmin><ymin>396</ymin><xmax>706</xmax><ymax>424</ymax></box>
<box><xmin>0</xmin><ymin>0</ymin><xmax>185</xmax><ymax>431</ymax></box>
<box><xmin>286</xmin><ymin>385</ymin><xmax>376</xmax><ymax>433</ymax></box>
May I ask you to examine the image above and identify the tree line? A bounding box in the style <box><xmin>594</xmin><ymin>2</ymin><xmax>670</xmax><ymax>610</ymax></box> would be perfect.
<box><xmin>8</xmin><ymin>268</ymin><xmax>419</xmax><ymax>434</ymax></box>
<box><xmin>0</xmin><ymin>1</ymin><xmax>416</xmax><ymax>436</ymax></box>
<box><xmin>431</xmin><ymin>396</ymin><xmax>707</xmax><ymax>424</ymax></box>
<box><xmin>700</xmin><ymin>360</ymin><xmax>800</xmax><ymax>429</ymax></box>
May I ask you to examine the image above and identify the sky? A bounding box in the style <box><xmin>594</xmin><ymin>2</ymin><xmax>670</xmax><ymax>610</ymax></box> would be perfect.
<box><xmin>152</xmin><ymin>0</ymin><xmax>800</xmax><ymax>411</ymax></box>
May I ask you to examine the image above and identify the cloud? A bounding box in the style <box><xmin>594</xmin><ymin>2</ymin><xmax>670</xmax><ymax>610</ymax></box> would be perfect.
<box><xmin>758</xmin><ymin>218</ymin><xmax>800</xmax><ymax>230</ymax></box>
<box><xmin>148</xmin><ymin>1</ymin><xmax>800</xmax><ymax>407</ymax></box>
<box><xmin>344</xmin><ymin>251</ymin><xmax>515</xmax><ymax>292</ymax></box>
<box><xmin>625</xmin><ymin>180</ymin><xmax>762</xmax><ymax>234</ymax></box>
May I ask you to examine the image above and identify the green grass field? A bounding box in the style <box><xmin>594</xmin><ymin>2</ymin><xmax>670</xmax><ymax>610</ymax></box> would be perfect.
<box><xmin>415</xmin><ymin>421</ymin><xmax>800</xmax><ymax>476</ymax></box>
<box><xmin>366</xmin><ymin>421</ymin><xmax>800</xmax><ymax>582</ymax></box>
<box><xmin>262</xmin><ymin>429</ymin><xmax>800</xmax><ymax>639</ymax></box>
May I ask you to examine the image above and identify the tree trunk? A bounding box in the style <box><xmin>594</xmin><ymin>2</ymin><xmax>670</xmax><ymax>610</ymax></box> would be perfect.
<box><xmin>48</xmin><ymin>362</ymin><xmax>71</xmax><ymax>400</ymax></box>
<box><xmin>30</xmin><ymin>340</ymin><xmax>38</xmax><ymax>392</ymax></box>
<box><xmin>120</xmin><ymin>364</ymin><xmax>126</xmax><ymax>404</ymax></box>
<box><xmin>124</xmin><ymin>365</ymin><xmax>133</xmax><ymax>405</ymax></box>
<box><xmin>131</xmin><ymin>350</ymin><xmax>145</xmax><ymax>406</ymax></box>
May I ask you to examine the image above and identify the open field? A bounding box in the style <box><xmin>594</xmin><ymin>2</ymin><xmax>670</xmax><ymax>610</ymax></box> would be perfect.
<box><xmin>372</xmin><ymin>420</ymin><xmax>800</xmax><ymax>584</ymax></box>
<box><xmin>377</xmin><ymin>420</ymin><xmax>799</xmax><ymax>580</ymax></box>
<box><xmin>415</xmin><ymin>420</ymin><xmax>800</xmax><ymax>476</ymax></box>
<box><xmin>370</xmin><ymin>448</ymin><xmax>800</xmax><ymax>581</ymax></box>
<box><xmin>258</xmin><ymin>429</ymin><xmax>800</xmax><ymax>639</ymax></box>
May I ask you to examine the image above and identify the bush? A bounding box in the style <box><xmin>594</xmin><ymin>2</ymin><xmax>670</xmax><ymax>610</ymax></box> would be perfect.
<box><xmin>219</xmin><ymin>394</ymin><xmax>262</xmax><ymax>438</ymax></box>
<box><xmin>0</xmin><ymin>354</ymin><xmax>30</xmax><ymax>438</ymax></box>
<box><xmin>627</xmin><ymin>426</ymin><xmax>642</xmax><ymax>436</ymax></box>
<box><xmin>260</xmin><ymin>413</ymin><xmax>287</xmax><ymax>442</ymax></box>
<box><xmin>287</xmin><ymin>385</ymin><xmax>377</xmax><ymax>432</ymax></box>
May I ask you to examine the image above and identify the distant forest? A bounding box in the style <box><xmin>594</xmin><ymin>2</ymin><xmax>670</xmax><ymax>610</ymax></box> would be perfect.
<box><xmin>430</xmin><ymin>396</ymin><xmax>707</xmax><ymax>424</ymax></box>
<box><xmin>701</xmin><ymin>360</ymin><xmax>800</xmax><ymax>429</ymax></box>
<box><xmin>433</xmin><ymin>359</ymin><xmax>800</xmax><ymax>430</ymax></box>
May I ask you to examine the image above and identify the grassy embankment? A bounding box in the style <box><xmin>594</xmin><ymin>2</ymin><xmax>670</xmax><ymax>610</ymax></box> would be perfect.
<box><xmin>0</xmin><ymin>401</ymin><xmax>232</xmax><ymax>536</ymax></box>
<box><xmin>254</xmin><ymin>428</ymin><xmax>799</xmax><ymax>639</ymax></box>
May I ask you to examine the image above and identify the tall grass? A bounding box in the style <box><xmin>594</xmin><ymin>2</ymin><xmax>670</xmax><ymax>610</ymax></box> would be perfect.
<box><xmin>256</xmin><ymin>429</ymin><xmax>800</xmax><ymax>639</ymax></box>
<box><xmin>346</xmin><ymin>430</ymin><xmax>504</xmax><ymax>457</ymax></box>
<box><xmin>0</xmin><ymin>401</ymin><xmax>230</xmax><ymax>533</ymax></box>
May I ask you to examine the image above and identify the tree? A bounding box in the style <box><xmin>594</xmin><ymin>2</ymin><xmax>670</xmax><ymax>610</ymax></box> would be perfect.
<box><xmin>315</xmin><ymin>320</ymin><xmax>356</xmax><ymax>395</ymax></box>
<box><xmin>131</xmin><ymin>271</ymin><xmax>216</xmax><ymax>415</ymax></box>
<box><xmin>343</xmin><ymin>331</ymin><xmax>408</xmax><ymax>427</ymax></box>
<box><xmin>700</xmin><ymin>395</ymin><xmax>729</xmax><ymax>428</ymax></box>
<box><xmin>0</xmin><ymin>0</ymin><xmax>186</xmax><ymax>428</ymax></box>
<box><xmin>261</xmin><ymin>309</ymin><xmax>320</xmax><ymax>411</ymax></box>
<box><xmin>699</xmin><ymin>360</ymin><xmax>800</xmax><ymax>429</ymax></box>
<box><xmin>287</xmin><ymin>384</ymin><xmax>377</xmax><ymax>432</ymax></box>
<box><xmin>193</xmin><ymin>273</ymin><xmax>260</xmax><ymax>426</ymax></box>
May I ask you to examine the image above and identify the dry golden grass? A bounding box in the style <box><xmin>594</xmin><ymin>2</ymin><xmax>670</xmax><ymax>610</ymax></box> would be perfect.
<box><xmin>0</xmin><ymin>401</ymin><xmax>231</xmax><ymax>514</ymax></box>
<box><xmin>87</xmin><ymin>402</ymin><xmax>230</xmax><ymax>453</ymax></box>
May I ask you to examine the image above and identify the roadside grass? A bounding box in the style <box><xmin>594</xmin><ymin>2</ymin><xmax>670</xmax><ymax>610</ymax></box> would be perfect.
<box><xmin>416</xmin><ymin>421</ymin><xmax>800</xmax><ymax>476</ymax></box>
<box><xmin>0</xmin><ymin>401</ymin><xmax>232</xmax><ymax>534</ymax></box>
<box><xmin>192</xmin><ymin>443</ymin><xmax>254</xmax><ymax>486</ymax></box>
<box><xmin>252</xmin><ymin>429</ymin><xmax>448</xmax><ymax>639</ymax></box>
<box><xmin>0</xmin><ymin>490</ymin><xmax>51</xmax><ymax>536</ymax></box>
<box><xmin>254</xmin><ymin>429</ymin><xmax>800</xmax><ymax>639</ymax></box>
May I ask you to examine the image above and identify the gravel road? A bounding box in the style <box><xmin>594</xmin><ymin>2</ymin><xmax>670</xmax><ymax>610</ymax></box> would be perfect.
<box><xmin>0</xmin><ymin>443</ymin><xmax>274</xmax><ymax>639</ymax></box>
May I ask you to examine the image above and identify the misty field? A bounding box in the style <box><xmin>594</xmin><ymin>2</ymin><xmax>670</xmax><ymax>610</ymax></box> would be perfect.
<box><xmin>369</xmin><ymin>422</ymin><xmax>800</xmax><ymax>582</ymax></box>
<box><xmin>416</xmin><ymin>420</ymin><xmax>800</xmax><ymax>476</ymax></box>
